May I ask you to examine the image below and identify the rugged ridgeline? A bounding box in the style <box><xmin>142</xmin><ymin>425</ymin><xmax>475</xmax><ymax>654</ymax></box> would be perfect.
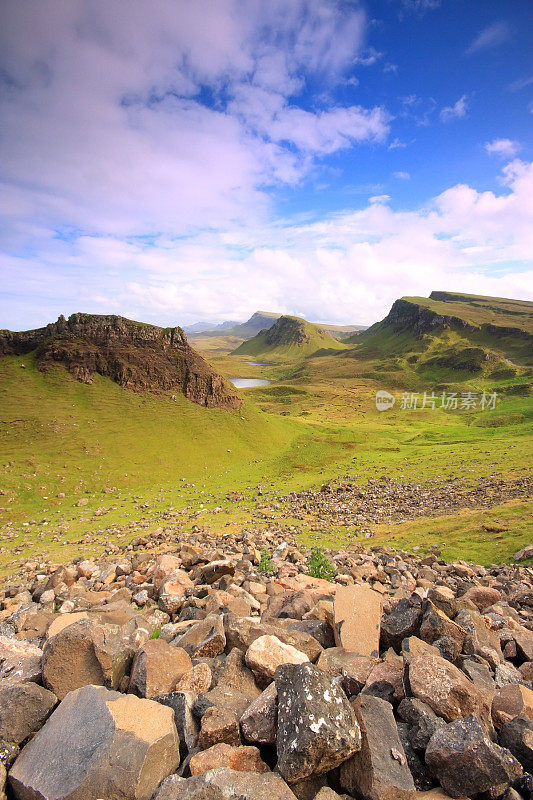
<box><xmin>0</xmin><ymin>529</ymin><xmax>532</xmax><ymax>799</ymax></box>
<box><xmin>190</xmin><ymin>311</ymin><xmax>365</xmax><ymax>341</ymax></box>
<box><xmin>233</xmin><ymin>315</ymin><xmax>345</xmax><ymax>357</ymax></box>
<box><xmin>0</xmin><ymin>314</ymin><xmax>241</xmax><ymax>410</ymax></box>
<box><xmin>347</xmin><ymin>291</ymin><xmax>533</xmax><ymax>372</ymax></box>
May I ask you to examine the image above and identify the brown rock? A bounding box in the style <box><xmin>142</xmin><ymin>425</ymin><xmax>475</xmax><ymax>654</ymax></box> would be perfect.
<box><xmin>492</xmin><ymin>684</ymin><xmax>533</xmax><ymax>727</ymax></box>
<box><xmin>158</xmin><ymin>569</ymin><xmax>194</xmax><ymax>614</ymax></box>
<box><xmin>198</xmin><ymin>706</ymin><xmax>241</xmax><ymax>749</ymax></box>
<box><xmin>153</xmin><ymin>768</ymin><xmax>297</xmax><ymax>800</ymax></box>
<box><xmin>0</xmin><ymin>636</ymin><xmax>42</xmax><ymax>685</ymax></box>
<box><xmin>462</xmin><ymin>586</ymin><xmax>501</xmax><ymax>611</ymax></box>
<box><xmin>409</xmin><ymin>653</ymin><xmax>491</xmax><ymax>722</ymax></box>
<box><xmin>152</xmin><ymin>555</ymin><xmax>182</xmax><ymax>591</ymax></box>
<box><xmin>45</xmin><ymin>612</ymin><xmax>89</xmax><ymax>639</ymax></box>
<box><xmin>245</xmin><ymin>635</ymin><xmax>308</xmax><ymax>682</ymax></box>
<box><xmin>340</xmin><ymin>694</ymin><xmax>416</xmax><ymax>800</ymax></box>
<box><xmin>189</xmin><ymin>743</ymin><xmax>269</xmax><ymax>775</ymax></box>
<box><xmin>176</xmin><ymin>661</ymin><xmax>213</xmax><ymax>694</ymax></box>
<box><xmin>240</xmin><ymin>682</ymin><xmax>278</xmax><ymax>746</ymax></box>
<box><xmin>334</xmin><ymin>585</ymin><xmax>382</xmax><ymax>658</ymax></box>
<box><xmin>129</xmin><ymin>639</ymin><xmax>192</xmax><ymax>698</ymax></box>
<box><xmin>173</xmin><ymin>614</ymin><xmax>226</xmax><ymax>658</ymax></box>
<box><xmin>213</xmin><ymin>648</ymin><xmax>261</xmax><ymax>700</ymax></box>
<box><xmin>0</xmin><ymin>683</ymin><xmax>57</xmax><ymax>745</ymax></box>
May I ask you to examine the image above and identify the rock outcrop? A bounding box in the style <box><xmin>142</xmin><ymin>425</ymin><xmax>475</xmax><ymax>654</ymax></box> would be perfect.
<box><xmin>0</xmin><ymin>313</ymin><xmax>241</xmax><ymax>409</ymax></box>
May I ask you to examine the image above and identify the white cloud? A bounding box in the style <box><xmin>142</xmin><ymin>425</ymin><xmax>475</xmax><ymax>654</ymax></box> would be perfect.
<box><xmin>393</xmin><ymin>171</ymin><xmax>410</xmax><ymax>180</ymax></box>
<box><xmin>3</xmin><ymin>161</ymin><xmax>532</xmax><ymax>330</ymax></box>
<box><xmin>440</xmin><ymin>95</ymin><xmax>468</xmax><ymax>122</ymax></box>
<box><xmin>485</xmin><ymin>139</ymin><xmax>521</xmax><ymax>158</ymax></box>
<box><xmin>466</xmin><ymin>21</ymin><xmax>510</xmax><ymax>55</ymax></box>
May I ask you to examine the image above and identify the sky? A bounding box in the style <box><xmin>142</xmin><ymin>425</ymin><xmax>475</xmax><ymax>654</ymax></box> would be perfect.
<box><xmin>1</xmin><ymin>0</ymin><xmax>532</xmax><ymax>330</ymax></box>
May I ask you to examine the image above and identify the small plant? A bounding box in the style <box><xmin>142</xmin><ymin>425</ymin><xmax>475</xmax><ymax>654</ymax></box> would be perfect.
<box><xmin>259</xmin><ymin>548</ymin><xmax>274</xmax><ymax>574</ymax></box>
<box><xmin>150</xmin><ymin>627</ymin><xmax>161</xmax><ymax>640</ymax></box>
<box><xmin>307</xmin><ymin>546</ymin><xmax>335</xmax><ymax>582</ymax></box>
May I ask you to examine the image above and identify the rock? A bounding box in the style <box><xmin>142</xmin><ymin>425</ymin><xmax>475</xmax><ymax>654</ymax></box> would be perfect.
<box><xmin>419</xmin><ymin>601</ymin><xmax>466</xmax><ymax>661</ymax></box>
<box><xmin>492</xmin><ymin>683</ymin><xmax>533</xmax><ymax>727</ymax></box>
<box><xmin>198</xmin><ymin>706</ymin><xmax>241</xmax><ymax>749</ymax></box>
<box><xmin>158</xmin><ymin>570</ymin><xmax>194</xmax><ymax>614</ymax></box>
<box><xmin>153</xmin><ymin>768</ymin><xmax>297</xmax><ymax>800</ymax></box>
<box><xmin>240</xmin><ymin>682</ymin><xmax>278</xmax><ymax>745</ymax></box>
<box><xmin>380</xmin><ymin>596</ymin><xmax>423</xmax><ymax>651</ymax></box>
<box><xmin>174</xmin><ymin>614</ymin><xmax>226</xmax><ymax>658</ymax></box>
<box><xmin>397</xmin><ymin>697</ymin><xmax>445</xmax><ymax>751</ymax></box>
<box><xmin>460</xmin><ymin>657</ymin><xmax>496</xmax><ymax>693</ymax></box>
<box><xmin>41</xmin><ymin>618</ymin><xmax>134</xmax><ymax>698</ymax></box>
<box><xmin>334</xmin><ymin>584</ymin><xmax>382</xmax><ymax>658</ymax></box>
<box><xmin>514</xmin><ymin>544</ymin><xmax>533</xmax><ymax>561</ymax></box>
<box><xmin>45</xmin><ymin>611</ymin><xmax>89</xmax><ymax>639</ymax></box>
<box><xmin>275</xmin><ymin>662</ymin><xmax>361</xmax><ymax>783</ymax></box>
<box><xmin>224</xmin><ymin>615</ymin><xmax>321</xmax><ymax>662</ymax></box>
<box><xmin>262</xmin><ymin>590</ymin><xmax>314</xmax><ymax>623</ymax></box>
<box><xmin>401</xmin><ymin>636</ymin><xmax>440</xmax><ymax>664</ymax></box>
<box><xmin>499</xmin><ymin>714</ymin><xmax>533</xmax><ymax>773</ymax></box>
<box><xmin>176</xmin><ymin>661</ymin><xmax>213</xmax><ymax>694</ymax></box>
<box><xmin>425</xmin><ymin>713</ymin><xmax>522</xmax><ymax>798</ymax></box>
<box><xmin>213</xmin><ymin>648</ymin><xmax>260</xmax><ymax>699</ymax></box>
<box><xmin>455</xmin><ymin>607</ymin><xmax>502</xmax><ymax>661</ymax></box>
<box><xmin>129</xmin><ymin>639</ymin><xmax>192</xmax><ymax>698</ymax></box>
<box><xmin>288</xmin><ymin>619</ymin><xmax>335</xmax><ymax>650</ymax></box>
<box><xmin>0</xmin><ymin>683</ymin><xmax>56</xmax><ymax>745</ymax></box>
<box><xmin>189</xmin><ymin>743</ymin><xmax>269</xmax><ymax>775</ymax></box>
<box><xmin>340</xmin><ymin>694</ymin><xmax>416</xmax><ymax>800</ymax></box>
<box><xmin>9</xmin><ymin>684</ymin><xmax>179</xmax><ymax>800</ymax></box>
<box><xmin>397</xmin><ymin>721</ymin><xmax>434</xmax><ymax>791</ymax></box>
<box><xmin>0</xmin><ymin>636</ymin><xmax>42</xmax><ymax>685</ymax></box>
<box><xmin>155</xmin><ymin>690</ymin><xmax>199</xmax><ymax>756</ymax></box>
<box><xmin>462</xmin><ymin>585</ymin><xmax>501</xmax><ymax>610</ymax></box>
<box><xmin>152</xmin><ymin>555</ymin><xmax>183</xmax><ymax>591</ymax></box>
<box><xmin>195</xmin><ymin>560</ymin><xmax>235</xmax><ymax>585</ymax></box>
<box><xmin>408</xmin><ymin>653</ymin><xmax>491</xmax><ymax>722</ymax></box>
<box><xmin>245</xmin><ymin>635</ymin><xmax>308</xmax><ymax>682</ymax></box>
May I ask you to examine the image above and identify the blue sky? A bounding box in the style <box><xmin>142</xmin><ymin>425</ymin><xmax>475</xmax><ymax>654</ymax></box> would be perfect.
<box><xmin>1</xmin><ymin>0</ymin><xmax>532</xmax><ymax>329</ymax></box>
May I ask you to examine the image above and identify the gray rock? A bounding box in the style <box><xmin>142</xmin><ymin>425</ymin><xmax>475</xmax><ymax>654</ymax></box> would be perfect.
<box><xmin>0</xmin><ymin>636</ymin><xmax>42</xmax><ymax>685</ymax></box>
<box><xmin>240</xmin><ymin>682</ymin><xmax>278</xmax><ymax>746</ymax></box>
<box><xmin>380</xmin><ymin>596</ymin><xmax>423</xmax><ymax>651</ymax></box>
<box><xmin>155</xmin><ymin>690</ymin><xmax>199</xmax><ymax>757</ymax></box>
<box><xmin>425</xmin><ymin>713</ymin><xmax>522</xmax><ymax>799</ymax></box>
<box><xmin>499</xmin><ymin>714</ymin><xmax>533</xmax><ymax>773</ymax></box>
<box><xmin>340</xmin><ymin>694</ymin><xmax>416</xmax><ymax>800</ymax></box>
<box><xmin>173</xmin><ymin>614</ymin><xmax>226</xmax><ymax>658</ymax></box>
<box><xmin>275</xmin><ymin>662</ymin><xmax>361</xmax><ymax>783</ymax></box>
<box><xmin>397</xmin><ymin>697</ymin><xmax>445</xmax><ymax>751</ymax></box>
<box><xmin>9</xmin><ymin>684</ymin><xmax>179</xmax><ymax>800</ymax></box>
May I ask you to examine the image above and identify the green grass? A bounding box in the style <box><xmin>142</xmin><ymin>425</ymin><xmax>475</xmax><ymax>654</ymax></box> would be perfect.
<box><xmin>233</xmin><ymin>315</ymin><xmax>347</xmax><ymax>358</ymax></box>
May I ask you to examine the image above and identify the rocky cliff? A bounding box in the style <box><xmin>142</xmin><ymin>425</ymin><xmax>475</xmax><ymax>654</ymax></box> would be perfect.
<box><xmin>0</xmin><ymin>313</ymin><xmax>241</xmax><ymax>410</ymax></box>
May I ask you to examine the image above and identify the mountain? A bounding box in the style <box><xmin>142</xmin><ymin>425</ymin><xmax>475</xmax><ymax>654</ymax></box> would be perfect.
<box><xmin>184</xmin><ymin>320</ymin><xmax>240</xmax><ymax>334</ymax></box>
<box><xmin>232</xmin><ymin>315</ymin><xmax>346</xmax><ymax>357</ymax></box>
<box><xmin>319</xmin><ymin>323</ymin><xmax>367</xmax><ymax>339</ymax></box>
<box><xmin>346</xmin><ymin>291</ymin><xmax>533</xmax><ymax>373</ymax></box>
<box><xmin>0</xmin><ymin>313</ymin><xmax>241</xmax><ymax>409</ymax></box>
<box><xmin>191</xmin><ymin>310</ymin><xmax>366</xmax><ymax>341</ymax></box>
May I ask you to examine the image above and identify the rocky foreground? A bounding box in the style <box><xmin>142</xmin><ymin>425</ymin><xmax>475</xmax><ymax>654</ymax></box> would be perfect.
<box><xmin>0</xmin><ymin>530</ymin><xmax>532</xmax><ymax>800</ymax></box>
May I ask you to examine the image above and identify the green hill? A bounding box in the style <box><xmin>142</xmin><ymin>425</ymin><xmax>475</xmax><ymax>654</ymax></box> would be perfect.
<box><xmin>345</xmin><ymin>291</ymin><xmax>533</xmax><ymax>378</ymax></box>
<box><xmin>232</xmin><ymin>315</ymin><xmax>347</xmax><ymax>358</ymax></box>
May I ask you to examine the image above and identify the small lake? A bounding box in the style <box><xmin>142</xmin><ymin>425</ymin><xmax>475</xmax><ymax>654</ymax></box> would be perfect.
<box><xmin>245</xmin><ymin>361</ymin><xmax>270</xmax><ymax>366</ymax></box>
<box><xmin>230</xmin><ymin>378</ymin><xmax>271</xmax><ymax>388</ymax></box>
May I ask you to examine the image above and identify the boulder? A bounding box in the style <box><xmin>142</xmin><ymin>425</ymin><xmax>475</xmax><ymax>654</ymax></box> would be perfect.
<box><xmin>425</xmin><ymin>713</ymin><xmax>522</xmax><ymax>798</ymax></box>
<box><xmin>380</xmin><ymin>596</ymin><xmax>423</xmax><ymax>651</ymax></box>
<box><xmin>153</xmin><ymin>768</ymin><xmax>297</xmax><ymax>800</ymax></box>
<box><xmin>334</xmin><ymin>584</ymin><xmax>382</xmax><ymax>658</ymax></box>
<box><xmin>0</xmin><ymin>683</ymin><xmax>57</xmax><ymax>745</ymax></box>
<box><xmin>155</xmin><ymin>690</ymin><xmax>199</xmax><ymax>756</ymax></box>
<box><xmin>499</xmin><ymin>714</ymin><xmax>533</xmax><ymax>773</ymax></box>
<box><xmin>128</xmin><ymin>639</ymin><xmax>191</xmax><ymax>698</ymax></box>
<box><xmin>212</xmin><ymin>648</ymin><xmax>260</xmax><ymax>699</ymax></box>
<box><xmin>245</xmin><ymin>635</ymin><xmax>308</xmax><ymax>682</ymax></box>
<box><xmin>240</xmin><ymin>682</ymin><xmax>278</xmax><ymax>745</ymax></box>
<box><xmin>419</xmin><ymin>602</ymin><xmax>466</xmax><ymax>661</ymax></box>
<box><xmin>492</xmin><ymin>683</ymin><xmax>533</xmax><ymax>727</ymax></box>
<box><xmin>397</xmin><ymin>698</ymin><xmax>445</xmax><ymax>751</ymax></box>
<box><xmin>176</xmin><ymin>661</ymin><xmax>213</xmax><ymax>694</ymax></box>
<box><xmin>408</xmin><ymin>653</ymin><xmax>491</xmax><ymax>722</ymax></box>
<box><xmin>198</xmin><ymin>706</ymin><xmax>241</xmax><ymax>749</ymax></box>
<box><xmin>158</xmin><ymin>570</ymin><xmax>194</xmax><ymax>614</ymax></box>
<box><xmin>9</xmin><ymin>684</ymin><xmax>179</xmax><ymax>800</ymax></box>
<box><xmin>340</xmin><ymin>694</ymin><xmax>416</xmax><ymax>800</ymax></box>
<box><xmin>275</xmin><ymin>662</ymin><xmax>361</xmax><ymax>783</ymax></box>
<box><xmin>173</xmin><ymin>614</ymin><xmax>226</xmax><ymax>658</ymax></box>
<box><xmin>41</xmin><ymin>619</ymin><xmax>135</xmax><ymax>698</ymax></box>
<box><xmin>189</xmin><ymin>743</ymin><xmax>269</xmax><ymax>775</ymax></box>
<box><xmin>0</xmin><ymin>636</ymin><xmax>42</xmax><ymax>685</ymax></box>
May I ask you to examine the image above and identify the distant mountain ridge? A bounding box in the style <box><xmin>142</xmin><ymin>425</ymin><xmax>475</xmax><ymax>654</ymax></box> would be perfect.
<box><xmin>0</xmin><ymin>313</ymin><xmax>241</xmax><ymax>409</ymax></box>
<box><xmin>232</xmin><ymin>315</ymin><xmax>346</xmax><ymax>357</ymax></box>
<box><xmin>190</xmin><ymin>310</ymin><xmax>366</xmax><ymax>340</ymax></box>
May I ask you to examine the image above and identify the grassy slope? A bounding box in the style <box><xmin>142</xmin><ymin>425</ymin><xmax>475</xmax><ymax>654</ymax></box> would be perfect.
<box><xmin>233</xmin><ymin>316</ymin><xmax>347</xmax><ymax>358</ymax></box>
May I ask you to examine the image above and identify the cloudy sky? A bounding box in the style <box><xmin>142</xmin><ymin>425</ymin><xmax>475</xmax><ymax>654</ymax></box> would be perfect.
<box><xmin>1</xmin><ymin>0</ymin><xmax>532</xmax><ymax>330</ymax></box>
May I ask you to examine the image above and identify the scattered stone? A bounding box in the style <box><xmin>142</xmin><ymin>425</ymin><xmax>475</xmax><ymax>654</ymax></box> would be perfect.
<box><xmin>0</xmin><ymin>636</ymin><xmax>42</xmax><ymax>685</ymax></box>
<box><xmin>245</xmin><ymin>634</ymin><xmax>308</xmax><ymax>682</ymax></box>
<box><xmin>153</xmin><ymin>768</ymin><xmax>297</xmax><ymax>800</ymax></box>
<box><xmin>408</xmin><ymin>653</ymin><xmax>491</xmax><ymax>722</ymax></box>
<box><xmin>189</xmin><ymin>743</ymin><xmax>269</xmax><ymax>775</ymax></box>
<box><xmin>499</xmin><ymin>714</ymin><xmax>533</xmax><ymax>773</ymax></box>
<box><xmin>174</xmin><ymin>614</ymin><xmax>226</xmax><ymax>658</ymax></box>
<box><xmin>492</xmin><ymin>683</ymin><xmax>533</xmax><ymax>727</ymax></box>
<box><xmin>0</xmin><ymin>683</ymin><xmax>57</xmax><ymax>745</ymax></box>
<box><xmin>240</xmin><ymin>682</ymin><xmax>278</xmax><ymax>745</ymax></box>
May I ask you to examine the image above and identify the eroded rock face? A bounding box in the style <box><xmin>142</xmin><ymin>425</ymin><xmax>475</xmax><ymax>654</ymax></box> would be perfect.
<box><xmin>275</xmin><ymin>662</ymin><xmax>361</xmax><ymax>783</ymax></box>
<box><xmin>334</xmin><ymin>585</ymin><xmax>382</xmax><ymax>658</ymax></box>
<box><xmin>0</xmin><ymin>313</ymin><xmax>241</xmax><ymax>409</ymax></box>
<box><xmin>9</xmin><ymin>684</ymin><xmax>180</xmax><ymax>800</ymax></box>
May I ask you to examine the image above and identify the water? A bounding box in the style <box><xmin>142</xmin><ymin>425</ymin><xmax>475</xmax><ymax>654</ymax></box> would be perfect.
<box><xmin>230</xmin><ymin>378</ymin><xmax>271</xmax><ymax>388</ymax></box>
<box><xmin>245</xmin><ymin>361</ymin><xmax>270</xmax><ymax>366</ymax></box>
